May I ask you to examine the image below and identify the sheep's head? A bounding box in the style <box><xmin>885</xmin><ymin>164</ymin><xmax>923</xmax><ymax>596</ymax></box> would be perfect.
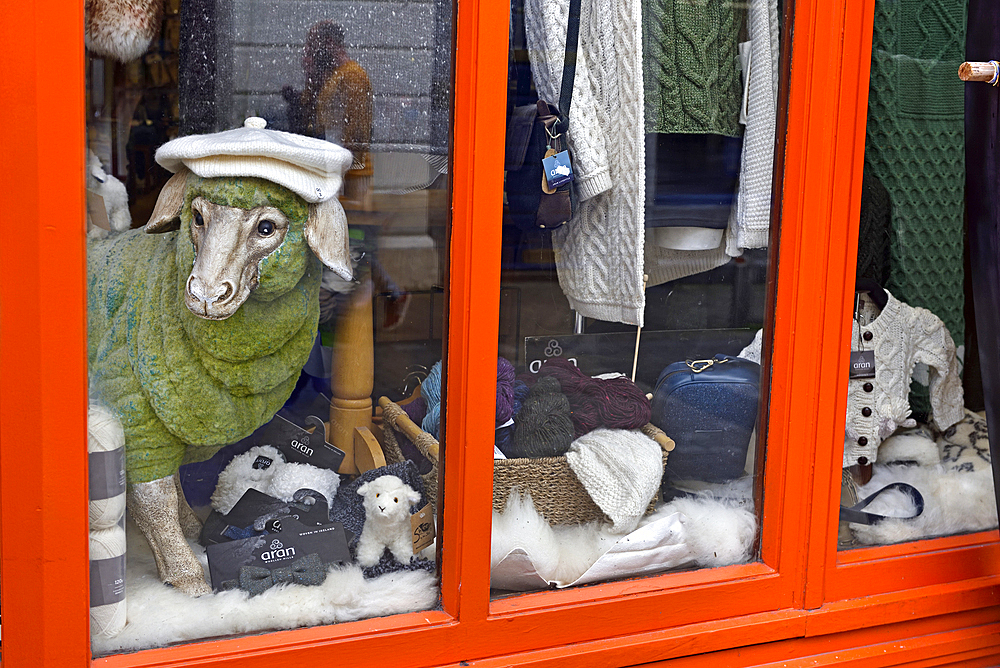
<box><xmin>145</xmin><ymin>168</ymin><xmax>351</xmax><ymax>320</ymax></box>
<box><xmin>358</xmin><ymin>476</ymin><xmax>421</xmax><ymax>522</ymax></box>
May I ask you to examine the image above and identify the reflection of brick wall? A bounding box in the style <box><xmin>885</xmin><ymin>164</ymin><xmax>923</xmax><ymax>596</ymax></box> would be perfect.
<box><xmin>226</xmin><ymin>0</ymin><xmax>447</xmax><ymax>150</ymax></box>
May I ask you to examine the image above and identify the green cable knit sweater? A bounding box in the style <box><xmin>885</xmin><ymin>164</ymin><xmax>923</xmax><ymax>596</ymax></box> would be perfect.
<box><xmin>863</xmin><ymin>0</ymin><xmax>967</xmax><ymax>345</ymax></box>
<box><xmin>642</xmin><ymin>0</ymin><xmax>745</xmax><ymax>137</ymax></box>
<box><xmin>88</xmin><ymin>177</ymin><xmax>321</xmax><ymax>483</ymax></box>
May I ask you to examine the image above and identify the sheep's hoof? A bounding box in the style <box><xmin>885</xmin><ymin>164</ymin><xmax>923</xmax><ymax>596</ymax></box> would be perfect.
<box><xmin>168</xmin><ymin>574</ymin><xmax>212</xmax><ymax>597</ymax></box>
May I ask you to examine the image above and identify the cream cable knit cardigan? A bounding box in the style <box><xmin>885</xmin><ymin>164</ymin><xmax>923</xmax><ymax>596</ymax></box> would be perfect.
<box><xmin>525</xmin><ymin>0</ymin><xmax>778</xmax><ymax>326</ymax></box>
<box><xmin>843</xmin><ymin>292</ymin><xmax>964</xmax><ymax>467</ymax></box>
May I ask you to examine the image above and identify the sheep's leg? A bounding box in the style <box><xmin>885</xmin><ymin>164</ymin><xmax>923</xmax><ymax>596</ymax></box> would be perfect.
<box><xmin>388</xmin><ymin>534</ymin><xmax>415</xmax><ymax>564</ymax></box>
<box><xmin>355</xmin><ymin>534</ymin><xmax>385</xmax><ymax>567</ymax></box>
<box><xmin>173</xmin><ymin>472</ymin><xmax>203</xmax><ymax>540</ymax></box>
<box><xmin>128</xmin><ymin>476</ymin><xmax>212</xmax><ymax>596</ymax></box>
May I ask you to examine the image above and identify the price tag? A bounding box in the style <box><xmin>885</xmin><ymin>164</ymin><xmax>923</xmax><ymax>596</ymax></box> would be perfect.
<box><xmin>411</xmin><ymin>503</ymin><xmax>435</xmax><ymax>553</ymax></box>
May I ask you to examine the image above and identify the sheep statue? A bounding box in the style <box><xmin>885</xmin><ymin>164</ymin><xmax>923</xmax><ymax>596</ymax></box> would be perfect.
<box><xmin>87</xmin><ymin>117</ymin><xmax>354</xmax><ymax>595</ymax></box>
<box><xmin>355</xmin><ymin>475</ymin><xmax>422</xmax><ymax>568</ymax></box>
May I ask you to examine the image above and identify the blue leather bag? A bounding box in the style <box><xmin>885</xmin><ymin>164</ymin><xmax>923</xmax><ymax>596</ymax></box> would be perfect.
<box><xmin>650</xmin><ymin>355</ymin><xmax>761</xmax><ymax>483</ymax></box>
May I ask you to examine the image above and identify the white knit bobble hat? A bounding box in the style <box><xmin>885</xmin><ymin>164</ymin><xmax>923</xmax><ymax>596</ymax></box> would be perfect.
<box><xmin>155</xmin><ymin>117</ymin><xmax>354</xmax><ymax>203</ymax></box>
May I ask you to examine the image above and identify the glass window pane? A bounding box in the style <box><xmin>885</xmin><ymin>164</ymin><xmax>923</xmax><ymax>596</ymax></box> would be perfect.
<box><xmin>837</xmin><ymin>0</ymin><xmax>997</xmax><ymax>549</ymax></box>
<box><xmin>85</xmin><ymin>0</ymin><xmax>450</xmax><ymax>653</ymax></box>
<box><xmin>488</xmin><ymin>0</ymin><xmax>784</xmax><ymax>594</ymax></box>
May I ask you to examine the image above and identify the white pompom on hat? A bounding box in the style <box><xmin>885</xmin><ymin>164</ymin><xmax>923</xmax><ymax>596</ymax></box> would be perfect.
<box><xmin>155</xmin><ymin>117</ymin><xmax>354</xmax><ymax>204</ymax></box>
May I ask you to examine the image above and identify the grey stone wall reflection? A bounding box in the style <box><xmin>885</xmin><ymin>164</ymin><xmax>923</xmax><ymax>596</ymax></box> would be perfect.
<box><xmin>180</xmin><ymin>0</ymin><xmax>452</xmax><ymax>154</ymax></box>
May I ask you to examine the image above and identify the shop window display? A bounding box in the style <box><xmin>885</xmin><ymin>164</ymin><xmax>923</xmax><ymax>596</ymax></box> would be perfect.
<box><xmin>479</xmin><ymin>0</ymin><xmax>780</xmax><ymax>593</ymax></box>
<box><xmin>84</xmin><ymin>0</ymin><xmax>451</xmax><ymax>654</ymax></box>
<box><xmin>836</xmin><ymin>0</ymin><xmax>998</xmax><ymax>548</ymax></box>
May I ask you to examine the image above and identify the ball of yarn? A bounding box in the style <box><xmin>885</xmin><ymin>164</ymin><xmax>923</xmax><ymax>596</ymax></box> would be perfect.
<box><xmin>403</xmin><ymin>396</ymin><xmax>428</xmax><ymax>424</ymax></box>
<box><xmin>91</xmin><ymin>600</ymin><xmax>127</xmax><ymax>639</ymax></box>
<box><xmin>421</xmin><ymin>361</ymin><xmax>443</xmax><ymax>438</ymax></box>
<box><xmin>88</xmin><ymin>404</ymin><xmax>124</xmax><ymax>453</ymax></box>
<box><xmin>495</xmin><ymin>424</ymin><xmax>514</xmax><ymax>454</ymax></box>
<box><xmin>90</xmin><ymin>494</ymin><xmax>127</xmax><ymax>530</ymax></box>
<box><xmin>537</xmin><ymin>358</ymin><xmax>651</xmax><ymax>436</ymax></box>
<box><xmin>511</xmin><ymin>380</ymin><xmax>530</xmax><ymax>418</ymax></box>
<box><xmin>396</xmin><ymin>397</ymin><xmax>433</xmax><ymax>474</ymax></box>
<box><xmin>88</xmin><ymin>403</ymin><xmax>127</xmax><ymax>530</ymax></box>
<box><xmin>90</xmin><ymin>523</ymin><xmax>127</xmax><ymax>638</ymax></box>
<box><xmin>506</xmin><ymin>377</ymin><xmax>575</xmax><ymax>458</ymax></box>
<box><xmin>496</xmin><ymin>357</ymin><xmax>516</xmax><ymax>424</ymax></box>
<box><xmin>90</xmin><ymin>524</ymin><xmax>128</xmax><ymax>560</ymax></box>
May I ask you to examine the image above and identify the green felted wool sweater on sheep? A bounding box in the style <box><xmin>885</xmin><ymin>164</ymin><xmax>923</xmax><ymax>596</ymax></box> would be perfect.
<box><xmin>863</xmin><ymin>0</ymin><xmax>966</xmax><ymax>345</ymax></box>
<box><xmin>88</xmin><ymin>176</ymin><xmax>321</xmax><ymax>483</ymax></box>
<box><xmin>642</xmin><ymin>0</ymin><xmax>745</xmax><ymax>137</ymax></box>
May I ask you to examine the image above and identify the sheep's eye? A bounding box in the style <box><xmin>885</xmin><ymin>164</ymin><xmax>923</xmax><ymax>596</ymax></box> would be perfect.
<box><xmin>393</xmin><ymin>497</ymin><xmax>398</xmax><ymax>503</ymax></box>
<box><xmin>193</xmin><ymin>212</ymin><xmax>204</xmax><ymax>227</ymax></box>
<box><xmin>375</xmin><ymin>493</ymin><xmax>380</xmax><ymax>498</ymax></box>
<box><xmin>257</xmin><ymin>220</ymin><xmax>275</xmax><ymax>236</ymax></box>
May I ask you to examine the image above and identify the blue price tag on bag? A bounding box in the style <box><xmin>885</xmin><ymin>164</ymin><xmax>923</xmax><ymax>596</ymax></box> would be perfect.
<box><xmin>543</xmin><ymin>151</ymin><xmax>574</xmax><ymax>188</ymax></box>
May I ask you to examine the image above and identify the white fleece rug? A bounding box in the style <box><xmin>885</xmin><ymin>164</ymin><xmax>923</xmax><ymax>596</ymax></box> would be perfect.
<box><xmin>849</xmin><ymin>415</ymin><xmax>998</xmax><ymax>545</ymax></box>
<box><xmin>491</xmin><ymin>485</ymin><xmax>757</xmax><ymax>591</ymax></box>
<box><xmin>92</xmin><ymin>520</ymin><xmax>438</xmax><ymax>657</ymax></box>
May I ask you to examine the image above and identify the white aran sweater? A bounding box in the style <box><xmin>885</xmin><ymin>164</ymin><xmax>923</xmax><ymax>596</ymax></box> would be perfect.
<box><xmin>843</xmin><ymin>292</ymin><xmax>964</xmax><ymax>467</ymax></box>
<box><xmin>526</xmin><ymin>0</ymin><xmax>646</xmax><ymax>325</ymax></box>
<box><xmin>526</xmin><ymin>0</ymin><xmax>780</xmax><ymax>326</ymax></box>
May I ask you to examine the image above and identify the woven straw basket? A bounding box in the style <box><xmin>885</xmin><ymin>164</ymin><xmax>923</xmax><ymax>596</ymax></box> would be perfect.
<box><xmin>378</xmin><ymin>396</ymin><xmax>674</xmax><ymax>526</ymax></box>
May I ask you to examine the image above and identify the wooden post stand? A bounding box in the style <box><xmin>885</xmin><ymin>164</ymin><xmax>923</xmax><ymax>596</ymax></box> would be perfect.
<box><xmin>329</xmin><ymin>270</ymin><xmax>377</xmax><ymax>475</ymax></box>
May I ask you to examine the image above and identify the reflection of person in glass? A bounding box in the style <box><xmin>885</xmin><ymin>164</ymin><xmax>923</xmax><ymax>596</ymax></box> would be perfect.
<box><xmin>284</xmin><ymin>21</ymin><xmax>372</xmax><ymax>209</ymax></box>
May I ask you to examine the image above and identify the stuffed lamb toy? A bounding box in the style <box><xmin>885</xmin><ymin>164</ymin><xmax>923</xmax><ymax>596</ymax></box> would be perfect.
<box><xmin>355</xmin><ymin>475</ymin><xmax>421</xmax><ymax>567</ymax></box>
<box><xmin>88</xmin><ymin>117</ymin><xmax>353</xmax><ymax>595</ymax></box>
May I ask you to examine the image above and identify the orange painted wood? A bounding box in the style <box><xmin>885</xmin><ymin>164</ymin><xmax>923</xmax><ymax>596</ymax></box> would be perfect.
<box><xmin>644</xmin><ymin>609</ymin><xmax>1000</xmax><ymax>667</ymax></box>
<box><xmin>798</xmin><ymin>0</ymin><xmax>1000</xmax><ymax>612</ymax></box>
<box><xmin>804</xmin><ymin>577</ymin><xmax>1000</xmax><ymax>638</ymax></box>
<box><xmin>0</xmin><ymin>0</ymin><xmax>91</xmax><ymax>665</ymax></box>
<box><xmin>837</xmin><ymin>530</ymin><xmax>1000</xmax><ymax>564</ymax></box>
<box><xmin>825</xmin><ymin>543</ymin><xmax>1000</xmax><ymax>605</ymax></box>
<box><xmin>438</xmin><ymin>0</ymin><xmax>509</xmax><ymax>624</ymax></box>
<box><xmin>773</xmin><ymin>0</ymin><xmax>882</xmax><ymax>613</ymax></box>
<box><xmin>3</xmin><ymin>0</ymin><xmax>1000</xmax><ymax>662</ymax></box>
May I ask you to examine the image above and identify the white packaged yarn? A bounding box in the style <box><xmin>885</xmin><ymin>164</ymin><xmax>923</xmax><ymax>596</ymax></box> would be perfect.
<box><xmin>89</xmin><ymin>521</ymin><xmax>128</xmax><ymax>637</ymax></box>
<box><xmin>89</xmin><ymin>403</ymin><xmax>127</xmax><ymax>638</ymax></box>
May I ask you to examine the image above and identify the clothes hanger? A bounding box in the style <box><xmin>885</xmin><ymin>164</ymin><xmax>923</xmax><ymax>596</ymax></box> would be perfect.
<box><xmin>855</xmin><ymin>277</ymin><xmax>888</xmax><ymax>310</ymax></box>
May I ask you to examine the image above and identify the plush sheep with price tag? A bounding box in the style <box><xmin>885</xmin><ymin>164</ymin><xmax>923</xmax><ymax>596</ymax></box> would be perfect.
<box><xmin>88</xmin><ymin>117</ymin><xmax>353</xmax><ymax>595</ymax></box>
<box><xmin>355</xmin><ymin>475</ymin><xmax>421</xmax><ymax>567</ymax></box>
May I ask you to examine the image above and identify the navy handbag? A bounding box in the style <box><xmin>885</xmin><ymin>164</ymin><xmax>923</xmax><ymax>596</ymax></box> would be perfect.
<box><xmin>650</xmin><ymin>355</ymin><xmax>761</xmax><ymax>483</ymax></box>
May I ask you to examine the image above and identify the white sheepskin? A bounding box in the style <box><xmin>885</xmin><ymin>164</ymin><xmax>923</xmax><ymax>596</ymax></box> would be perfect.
<box><xmin>850</xmin><ymin>463</ymin><xmax>998</xmax><ymax>545</ymax></box>
<box><xmin>490</xmin><ymin>492</ymin><xmax>617</xmax><ymax>585</ymax></box>
<box><xmin>652</xmin><ymin>495</ymin><xmax>757</xmax><ymax>568</ymax></box>
<box><xmin>490</xmin><ymin>485</ymin><xmax>757</xmax><ymax>590</ymax></box>
<box><xmin>877</xmin><ymin>426</ymin><xmax>940</xmax><ymax>467</ymax></box>
<box><xmin>211</xmin><ymin>446</ymin><xmax>341</xmax><ymax>514</ymax></box>
<box><xmin>92</xmin><ymin>519</ymin><xmax>437</xmax><ymax>655</ymax></box>
<box><xmin>850</xmin><ymin>411</ymin><xmax>998</xmax><ymax>545</ymax></box>
<box><xmin>91</xmin><ymin>519</ymin><xmax>437</xmax><ymax>656</ymax></box>
<box><xmin>355</xmin><ymin>476</ymin><xmax>422</xmax><ymax>567</ymax></box>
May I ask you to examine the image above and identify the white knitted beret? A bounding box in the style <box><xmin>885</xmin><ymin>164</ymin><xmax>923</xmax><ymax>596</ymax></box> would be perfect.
<box><xmin>155</xmin><ymin>117</ymin><xmax>354</xmax><ymax>204</ymax></box>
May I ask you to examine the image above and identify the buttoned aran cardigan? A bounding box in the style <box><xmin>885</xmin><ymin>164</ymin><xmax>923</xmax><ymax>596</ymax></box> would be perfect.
<box><xmin>843</xmin><ymin>291</ymin><xmax>964</xmax><ymax>467</ymax></box>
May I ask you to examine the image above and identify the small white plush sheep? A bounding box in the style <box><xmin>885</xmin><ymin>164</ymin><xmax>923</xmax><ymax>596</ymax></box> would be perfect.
<box><xmin>212</xmin><ymin>445</ymin><xmax>341</xmax><ymax>514</ymax></box>
<box><xmin>355</xmin><ymin>475</ymin><xmax>421</xmax><ymax>567</ymax></box>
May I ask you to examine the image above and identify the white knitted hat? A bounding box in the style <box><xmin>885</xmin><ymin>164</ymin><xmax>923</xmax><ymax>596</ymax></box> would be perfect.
<box><xmin>155</xmin><ymin>117</ymin><xmax>354</xmax><ymax>203</ymax></box>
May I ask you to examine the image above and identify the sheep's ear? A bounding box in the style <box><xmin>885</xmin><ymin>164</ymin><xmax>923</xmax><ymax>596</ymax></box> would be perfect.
<box><xmin>305</xmin><ymin>198</ymin><xmax>353</xmax><ymax>280</ymax></box>
<box><xmin>407</xmin><ymin>489</ymin><xmax>421</xmax><ymax>505</ymax></box>
<box><xmin>357</xmin><ymin>482</ymin><xmax>370</xmax><ymax>497</ymax></box>
<box><xmin>145</xmin><ymin>168</ymin><xmax>189</xmax><ymax>233</ymax></box>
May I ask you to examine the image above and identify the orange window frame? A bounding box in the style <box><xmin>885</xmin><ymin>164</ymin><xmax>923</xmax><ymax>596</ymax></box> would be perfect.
<box><xmin>2</xmin><ymin>0</ymin><xmax>998</xmax><ymax>665</ymax></box>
